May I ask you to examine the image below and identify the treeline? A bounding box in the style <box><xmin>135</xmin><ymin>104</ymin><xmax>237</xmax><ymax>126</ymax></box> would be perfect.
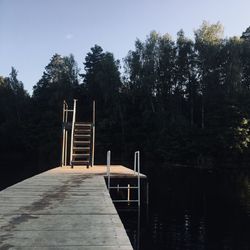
<box><xmin>1</xmin><ymin>22</ymin><xmax>250</xmax><ymax>171</ymax></box>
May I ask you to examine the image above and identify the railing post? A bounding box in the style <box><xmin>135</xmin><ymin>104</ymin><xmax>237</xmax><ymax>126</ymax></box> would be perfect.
<box><xmin>133</xmin><ymin>151</ymin><xmax>141</xmax><ymax>206</ymax></box>
<box><xmin>70</xmin><ymin>99</ymin><xmax>77</xmax><ymax>166</ymax></box>
<box><xmin>107</xmin><ymin>150</ymin><xmax>111</xmax><ymax>190</ymax></box>
<box><xmin>92</xmin><ymin>100</ymin><xmax>95</xmax><ymax>167</ymax></box>
<box><xmin>64</xmin><ymin>104</ymin><xmax>68</xmax><ymax>166</ymax></box>
<box><xmin>107</xmin><ymin>151</ymin><xmax>142</xmax><ymax>206</ymax></box>
<box><xmin>61</xmin><ymin>101</ymin><xmax>66</xmax><ymax>167</ymax></box>
<box><xmin>137</xmin><ymin>151</ymin><xmax>140</xmax><ymax>207</ymax></box>
<box><xmin>134</xmin><ymin>151</ymin><xmax>136</xmax><ymax>175</ymax></box>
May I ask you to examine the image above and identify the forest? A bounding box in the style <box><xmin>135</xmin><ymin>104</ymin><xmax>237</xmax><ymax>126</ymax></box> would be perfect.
<box><xmin>1</xmin><ymin>22</ymin><xmax>250</xmax><ymax>176</ymax></box>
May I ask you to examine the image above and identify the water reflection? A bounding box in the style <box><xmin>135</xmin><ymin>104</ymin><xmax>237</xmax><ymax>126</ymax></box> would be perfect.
<box><xmin>117</xmin><ymin>168</ymin><xmax>250</xmax><ymax>250</ymax></box>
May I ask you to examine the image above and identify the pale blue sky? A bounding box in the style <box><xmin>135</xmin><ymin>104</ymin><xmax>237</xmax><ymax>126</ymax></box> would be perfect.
<box><xmin>0</xmin><ymin>0</ymin><xmax>249</xmax><ymax>93</ymax></box>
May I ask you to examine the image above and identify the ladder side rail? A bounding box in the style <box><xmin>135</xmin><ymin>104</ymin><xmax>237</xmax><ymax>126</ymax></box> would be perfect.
<box><xmin>70</xmin><ymin>99</ymin><xmax>77</xmax><ymax>165</ymax></box>
<box><xmin>112</xmin><ymin>200</ymin><xmax>139</xmax><ymax>203</ymax></box>
<box><xmin>91</xmin><ymin>100</ymin><xmax>95</xmax><ymax>167</ymax></box>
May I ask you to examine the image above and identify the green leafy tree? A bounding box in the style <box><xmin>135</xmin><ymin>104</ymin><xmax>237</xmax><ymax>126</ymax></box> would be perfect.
<box><xmin>194</xmin><ymin>21</ymin><xmax>224</xmax><ymax>129</ymax></box>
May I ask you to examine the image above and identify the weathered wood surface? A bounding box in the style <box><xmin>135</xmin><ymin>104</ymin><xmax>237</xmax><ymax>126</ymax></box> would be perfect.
<box><xmin>60</xmin><ymin>165</ymin><xmax>146</xmax><ymax>178</ymax></box>
<box><xmin>0</xmin><ymin>166</ymin><xmax>134</xmax><ymax>249</ymax></box>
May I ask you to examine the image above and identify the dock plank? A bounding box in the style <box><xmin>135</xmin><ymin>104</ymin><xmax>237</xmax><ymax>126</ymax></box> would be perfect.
<box><xmin>0</xmin><ymin>166</ymin><xmax>134</xmax><ymax>249</ymax></box>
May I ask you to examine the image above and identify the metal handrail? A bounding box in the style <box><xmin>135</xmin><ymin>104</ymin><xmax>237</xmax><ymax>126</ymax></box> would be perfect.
<box><xmin>64</xmin><ymin>104</ymin><xmax>68</xmax><ymax>166</ymax></box>
<box><xmin>106</xmin><ymin>150</ymin><xmax>141</xmax><ymax>206</ymax></box>
<box><xmin>61</xmin><ymin>101</ymin><xmax>70</xmax><ymax>166</ymax></box>
<box><xmin>135</xmin><ymin>151</ymin><xmax>141</xmax><ymax>207</ymax></box>
<box><xmin>107</xmin><ymin>150</ymin><xmax>111</xmax><ymax>189</ymax></box>
<box><xmin>61</xmin><ymin>101</ymin><xmax>66</xmax><ymax>166</ymax></box>
<box><xmin>70</xmin><ymin>99</ymin><xmax>77</xmax><ymax>166</ymax></box>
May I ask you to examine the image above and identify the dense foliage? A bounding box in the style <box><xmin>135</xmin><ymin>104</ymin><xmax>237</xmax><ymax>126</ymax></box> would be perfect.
<box><xmin>1</xmin><ymin>22</ymin><xmax>250</xmax><ymax>171</ymax></box>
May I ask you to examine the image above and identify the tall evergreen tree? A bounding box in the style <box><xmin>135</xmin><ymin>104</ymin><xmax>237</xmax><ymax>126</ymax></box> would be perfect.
<box><xmin>194</xmin><ymin>21</ymin><xmax>224</xmax><ymax>129</ymax></box>
<box><xmin>0</xmin><ymin>69</ymin><xmax>30</xmax><ymax>161</ymax></box>
<box><xmin>82</xmin><ymin>45</ymin><xmax>121</xmax><ymax>104</ymax></box>
<box><xmin>81</xmin><ymin>45</ymin><xmax>122</xmax><ymax>161</ymax></box>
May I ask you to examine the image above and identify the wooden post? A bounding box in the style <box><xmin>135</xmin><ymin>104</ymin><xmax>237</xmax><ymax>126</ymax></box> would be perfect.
<box><xmin>127</xmin><ymin>184</ymin><xmax>130</xmax><ymax>203</ymax></box>
<box><xmin>65</xmin><ymin>131</ymin><xmax>68</xmax><ymax>166</ymax></box>
<box><xmin>92</xmin><ymin>100</ymin><xmax>95</xmax><ymax>167</ymax></box>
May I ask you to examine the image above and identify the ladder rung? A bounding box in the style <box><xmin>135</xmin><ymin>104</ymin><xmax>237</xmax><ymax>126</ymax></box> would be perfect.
<box><xmin>72</xmin><ymin>154</ymin><xmax>90</xmax><ymax>156</ymax></box>
<box><xmin>109</xmin><ymin>186</ymin><xmax>139</xmax><ymax>189</ymax></box>
<box><xmin>112</xmin><ymin>200</ymin><xmax>139</xmax><ymax>203</ymax></box>
<box><xmin>73</xmin><ymin>147</ymin><xmax>90</xmax><ymax>150</ymax></box>
<box><xmin>74</xmin><ymin>129</ymin><xmax>91</xmax><ymax>132</ymax></box>
<box><xmin>73</xmin><ymin>150</ymin><xmax>90</xmax><ymax>153</ymax></box>
<box><xmin>73</xmin><ymin>151</ymin><xmax>90</xmax><ymax>153</ymax></box>
<box><xmin>74</xmin><ymin>141</ymin><xmax>91</xmax><ymax>143</ymax></box>
<box><xmin>74</xmin><ymin>134</ymin><xmax>91</xmax><ymax>137</ymax></box>
<box><xmin>75</xmin><ymin>123</ymin><xmax>92</xmax><ymax>126</ymax></box>
<box><xmin>71</xmin><ymin>161</ymin><xmax>90</xmax><ymax>165</ymax></box>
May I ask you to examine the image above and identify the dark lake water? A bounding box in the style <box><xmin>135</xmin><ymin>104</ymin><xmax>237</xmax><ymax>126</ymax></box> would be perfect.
<box><xmin>116</xmin><ymin>168</ymin><xmax>250</xmax><ymax>250</ymax></box>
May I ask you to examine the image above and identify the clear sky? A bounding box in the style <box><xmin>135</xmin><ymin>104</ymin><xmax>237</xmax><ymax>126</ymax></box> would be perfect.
<box><xmin>0</xmin><ymin>0</ymin><xmax>249</xmax><ymax>93</ymax></box>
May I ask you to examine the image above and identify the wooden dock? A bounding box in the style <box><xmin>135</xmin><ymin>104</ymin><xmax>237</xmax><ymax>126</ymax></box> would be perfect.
<box><xmin>0</xmin><ymin>165</ymin><xmax>144</xmax><ymax>249</ymax></box>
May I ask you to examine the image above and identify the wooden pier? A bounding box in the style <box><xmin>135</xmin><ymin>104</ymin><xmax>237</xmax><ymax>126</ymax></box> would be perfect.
<box><xmin>0</xmin><ymin>165</ymin><xmax>145</xmax><ymax>249</ymax></box>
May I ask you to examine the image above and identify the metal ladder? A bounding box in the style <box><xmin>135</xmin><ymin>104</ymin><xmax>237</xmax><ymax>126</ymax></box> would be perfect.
<box><xmin>61</xmin><ymin>99</ymin><xmax>95</xmax><ymax>168</ymax></box>
<box><xmin>106</xmin><ymin>151</ymin><xmax>141</xmax><ymax>207</ymax></box>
